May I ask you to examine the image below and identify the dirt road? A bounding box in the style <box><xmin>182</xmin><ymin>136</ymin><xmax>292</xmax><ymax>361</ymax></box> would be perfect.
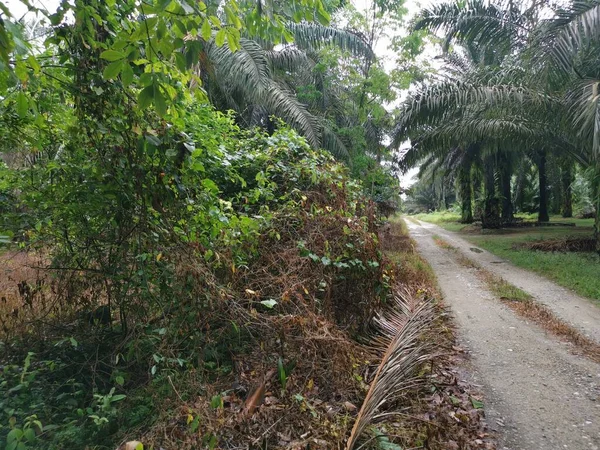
<box><xmin>406</xmin><ymin>219</ymin><xmax>600</xmax><ymax>450</ymax></box>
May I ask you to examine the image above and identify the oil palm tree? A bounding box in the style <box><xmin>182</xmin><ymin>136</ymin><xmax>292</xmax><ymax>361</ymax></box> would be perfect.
<box><xmin>198</xmin><ymin>22</ymin><xmax>373</xmax><ymax>159</ymax></box>
<box><xmin>395</xmin><ymin>0</ymin><xmax>599</xmax><ymax>227</ymax></box>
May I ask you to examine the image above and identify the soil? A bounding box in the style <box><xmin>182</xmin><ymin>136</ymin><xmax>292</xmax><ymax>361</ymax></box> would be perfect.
<box><xmin>406</xmin><ymin>219</ymin><xmax>600</xmax><ymax>450</ymax></box>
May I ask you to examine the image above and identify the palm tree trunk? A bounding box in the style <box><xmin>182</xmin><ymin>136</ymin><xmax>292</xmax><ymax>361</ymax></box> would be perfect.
<box><xmin>592</xmin><ymin>170</ymin><xmax>600</xmax><ymax>255</ymax></box>
<box><xmin>499</xmin><ymin>154</ymin><xmax>513</xmax><ymax>223</ymax></box>
<box><xmin>537</xmin><ymin>150</ymin><xmax>550</xmax><ymax>222</ymax></box>
<box><xmin>548</xmin><ymin>157</ymin><xmax>562</xmax><ymax>215</ymax></box>
<box><xmin>513</xmin><ymin>166</ymin><xmax>526</xmax><ymax>213</ymax></box>
<box><xmin>458</xmin><ymin>165</ymin><xmax>473</xmax><ymax>223</ymax></box>
<box><xmin>472</xmin><ymin>166</ymin><xmax>483</xmax><ymax>221</ymax></box>
<box><xmin>482</xmin><ymin>156</ymin><xmax>500</xmax><ymax>228</ymax></box>
<box><xmin>561</xmin><ymin>164</ymin><xmax>573</xmax><ymax>218</ymax></box>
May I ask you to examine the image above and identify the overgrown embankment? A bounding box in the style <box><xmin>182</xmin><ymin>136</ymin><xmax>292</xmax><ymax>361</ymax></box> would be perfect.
<box><xmin>0</xmin><ymin>150</ymin><xmax>493</xmax><ymax>450</ymax></box>
<box><xmin>0</xmin><ymin>121</ymin><xmax>386</xmax><ymax>449</ymax></box>
<box><xmin>0</xmin><ymin>113</ymin><xmax>466</xmax><ymax>449</ymax></box>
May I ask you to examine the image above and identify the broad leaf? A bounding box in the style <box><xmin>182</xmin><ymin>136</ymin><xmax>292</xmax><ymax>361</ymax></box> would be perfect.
<box><xmin>100</xmin><ymin>49</ymin><xmax>125</xmax><ymax>61</ymax></box>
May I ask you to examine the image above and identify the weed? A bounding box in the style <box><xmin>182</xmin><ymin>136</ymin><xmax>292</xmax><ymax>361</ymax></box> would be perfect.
<box><xmin>432</xmin><ymin>235</ymin><xmax>456</xmax><ymax>251</ymax></box>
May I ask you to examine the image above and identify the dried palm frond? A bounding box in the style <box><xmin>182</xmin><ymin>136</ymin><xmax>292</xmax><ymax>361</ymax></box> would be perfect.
<box><xmin>345</xmin><ymin>290</ymin><xmax>437</xmax><ymax>450</ymax></box>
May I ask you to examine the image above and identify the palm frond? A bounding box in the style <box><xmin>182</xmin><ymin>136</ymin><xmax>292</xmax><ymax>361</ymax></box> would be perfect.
<box><xmin>287</xmin><ymin>22</ymin><xmax>374</xmax><ymax>60</ymax></box>
<box><xmin>392</xmin><ymin>80</ymin><xmax>555</xmax><ymax>148</ymax></box>
<box><xmin>413</xmin><ymin>0</ymin><xmax>524</xmax><ymax>57</ymax></box>
<box><xmin>266</xmin><ymin>46</ymin><xmax>313</xmax><ymax>73</ymax></box>
<box><xmin>567</xmin><ymin>77</ymin><xmax>600</xmax><ymax>159</ymax></box>
<box><xmin>534</xmin><ymin>1</ymin><xmax>600</xmax><ymax>71</ymax></box>
<box><xmin>262</xmin><ymin>80</ymin><xmax>321</xmax><ymax>148</ymax></box>
<box><xmin>321</xmin><ymin>124</ymin><xmax>350</xmax><ymax>161</ymax></box>
<box><xmin>206</xmin><ymin>38</ymin><xmax>272</xmax><ymax>95</ymax></box>
<box><xmin>345</xmin><ymin>290</ymin><xmax>437</xmax><ymax>450</ymax></box>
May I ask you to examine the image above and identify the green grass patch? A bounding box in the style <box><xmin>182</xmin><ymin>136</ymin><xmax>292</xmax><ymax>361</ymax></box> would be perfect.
<box><xmin>482</xmin><ymin>273</ymin><xmax>532</xmax><ymax>302</ymax></box>
<box><xmin>413</xmin><ymin>210</ymin><xmax>461</xmax><ymax>224</ymax></box>
<box><xmin>437</xmin><ymin>222</ymin><xmax>469</xmax><ymax>232</ymax></box>
<box><xmin>411</xmin><ymin>211</ymin><xmax>467</xmax><ymax>232</ymax></box>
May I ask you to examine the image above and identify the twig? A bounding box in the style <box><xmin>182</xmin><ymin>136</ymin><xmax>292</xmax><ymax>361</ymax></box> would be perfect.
<box><xmin>167</xmin><ymin>375</ymin><xmax>184</xmax><ymax>402</ymax></box>
<box><xmin>251</xmin><ymin>416</ymin><xmax>284</xmax><ymax>445</ymax></box>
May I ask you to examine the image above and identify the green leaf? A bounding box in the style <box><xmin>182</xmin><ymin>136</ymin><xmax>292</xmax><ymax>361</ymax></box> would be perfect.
<box><xmin>115</xmin><ymin>375</ymin><xmax>125</xmax><ymax>386</ymax></box>
<box><xmin>470</xmin><ymin>397</ymin><xmax>484</xmax><ymax>409</ymax></box>
<box><xmin>100</xmin><ymin>49</ymin><xmax>125</xmax><ymax>61</ymax></box>
<box><xmin>27</xmin><ymin>55</ymin><xmax>40</xmax><ymax>73</ymax></box>
<box><xmin>201</xmin><ymin>178</ymin><xmax>219</xmax><ymax>193</ymax></box>
<box><xmin>174</xmin><ymin>52</ymin><xmax>187</xmax><ymax>72</ymax></box>
<box><xmin>215</xmin><ymin>29</ymin><xmax>226</xmax><ymax>47</ymax></box>
<box><xmin>121</xmin><ymin>63</ymin><xmax>134</xmax><ymax>86</ymax></box>
<box><xmin>154</xmin><ymin>86</ymin><xmax>167</xmax><ymax>117</ymax></box>
<box><xmin>201</xmin><ymin>18</ymin><xmax>212</xmax><ymax>41</ymax></box>
<box><xmin>15</xmin><ymin>61</ymin><xmax>28</xmax><ymax>83</ymax></box>
<box><xmin>139</xmin><ymin>72</ymin><xmax>153</xmax><ymax>86</ymax></box>
<box><xmin>375</xmin><ymin>433</ymin><xmax>403</xmax><ymax>450</ymax></box>
<box><xmin>23</xmin><ymin>428</ymin><xmax>35</xmax><ymax>442</ymax></box>
<box><xmin>189</xmin><ymin>416</ymin><xmax>200</xmax><ymax>432</ymax></box>
<box><xmin>7</xmin><ymin>428</ymin><xmax>23</xmax><ymax>443</ymax></box>
<box><xmin>210</xmin><ymin>395</ymin><xmax>223</xmax><ymax>409</ymax></box>
<box><xmin>16</xmin><ymin>91</ymin><xmax>28</xmax><ymax>118</ymax></box>
<box><xmin>103</xmin><ymin>60</ymin><xmax>123</xmax><ymax>80</ymax></box>
<box><xmin>138</xmin><ymin>84</ymin><xmax>155</xmax><ymax>109</ymax></box>
<box><xmin>260</xmin><ymin>299</ymin><xmax>277</xmax><ymax>309</ymax></box>
<box><xmin>110</xmin><ymin>394</ymin><xmax>127</xmax><ymax>402</ymax></box>
<box><xmin>226</xmin><ymin>31</ymin><xmax>239</xmax><ymax>52</ymax></box>
<box><xmin>277</xmin><ymin>357</ymin><xmax>287</xmax><ymax>390</ymax></box>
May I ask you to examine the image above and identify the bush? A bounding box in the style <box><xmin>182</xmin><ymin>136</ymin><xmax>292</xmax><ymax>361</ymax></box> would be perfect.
<box><xmin>0</xmin><ymin>105</ymin><xmax>389</xmax><ymax>449</ymax></box>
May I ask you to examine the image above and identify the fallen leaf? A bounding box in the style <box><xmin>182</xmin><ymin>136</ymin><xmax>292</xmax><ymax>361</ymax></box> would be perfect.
<box><xmin>343</xmin><ymin>401</ymin><xmax>357</xmax><ymax>411</ymax></box>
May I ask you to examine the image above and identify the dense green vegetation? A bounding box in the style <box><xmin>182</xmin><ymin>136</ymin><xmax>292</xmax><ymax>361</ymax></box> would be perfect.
<box><xmin>396</xmin><ymin>0</ymin><xmax>600</xmax><ymax>252</ymax></box>
<box><xmin>0</xmin><ymin>1</ymin><xmax>442</xmax><ymax>449</ymax></box>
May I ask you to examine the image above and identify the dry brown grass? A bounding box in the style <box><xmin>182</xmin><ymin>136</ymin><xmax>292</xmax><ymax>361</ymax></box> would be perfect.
<box><xmin>514</xmin><ymin>237</ymin><xmax>595</xmax><ymax>253</ymax></box>
<box><xmin>0</xmin><ymin>250</ymin><xmax>54</xmax><ymax>339</ymax></box>
<box><xmin>432</xmin><ymin>235</ymin><xmax>455</xmax><ymax>251</ymax></box>
<box><xmin>501</xmin><ymin>298</ymin><xmax>600</xmax><ymax>363</ymax></box>
<box><xmin>384</xmin><ymin>218</ymin><xmax>439</xmax><ymax>298</ymax></box>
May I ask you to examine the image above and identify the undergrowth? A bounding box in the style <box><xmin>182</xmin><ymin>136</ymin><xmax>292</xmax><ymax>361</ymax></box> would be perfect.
<box><xmin>0</xmin><ymin>119</ymin><xmax>392</xmax><ymax>449</ymax></box>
